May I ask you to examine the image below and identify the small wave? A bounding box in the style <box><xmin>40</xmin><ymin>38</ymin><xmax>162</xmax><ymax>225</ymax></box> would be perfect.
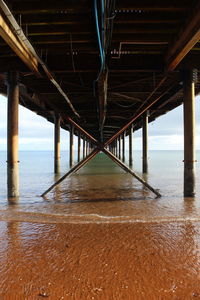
<box><xmin>0</xmin><ymin>209</ymin><xmax>200</xmax><ymax>224</ymax></box>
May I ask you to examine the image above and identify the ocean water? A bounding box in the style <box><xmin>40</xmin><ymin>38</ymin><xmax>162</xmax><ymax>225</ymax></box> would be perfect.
<box><xmin>0</xmin><ymin>150</ymin><xmax>200</xmax><ymax>223</ymax></box>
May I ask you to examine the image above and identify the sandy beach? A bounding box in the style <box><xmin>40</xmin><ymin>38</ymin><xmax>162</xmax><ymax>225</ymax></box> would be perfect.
<box><xmin>0</xmin><ymin>220</ymin><xmax>200</xmax><ymax>299</ymax></box>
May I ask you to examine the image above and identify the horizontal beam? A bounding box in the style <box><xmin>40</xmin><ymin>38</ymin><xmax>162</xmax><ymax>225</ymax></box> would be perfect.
<box><xmin>27</xmin><ymin>24</ymin><xmax>95</xmax><ymax>36</ymax></box>
<box><xmin>12</xmin><ymin>1</ymin><xmax>91</xmax><ymax>14</ymax></box>
<box><xmin>26</xmin><ymin>24</ymin><xmax>178</xmax><ymax>36</ymax></box>
<box><xmin>9</xmin><ymin>33</ymin><xmax>170</xmax><ymax>45</ymax></box>
<box><xmin>115</xmin><ymin>1</ymin><xmax>188</xmax><ymax>12</ymax></box>
<box><xmin>21</xmin><ymin>14</ymin><xmax>90</xmax><ymax>26</ymax></box>
<box><xmin>22</xmin><ymin>15</ymin><xmax>180</xmax><ymax>26</ymax></box>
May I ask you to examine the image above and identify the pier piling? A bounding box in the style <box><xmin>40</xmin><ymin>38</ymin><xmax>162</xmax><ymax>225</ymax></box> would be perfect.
<box><xmin>7</xmin><ymin>71</ymin><xmax>19</xmax><ymax>198</ymax></box>
<box><xmin>83</xmin><ymin>136</ymin><xmax>86</xmax><ymax>159</ymax></box>
<box><xmin>142</xmin><ymin>111</ymin><xmax>148</xmax><ymax>173</ymax></box>
<box><xmin>78</xmin><ymin>131</ymin><xmax>81</xmax><ymax>162</ymax></box>
<box><xmin>118</xmin><ymin>136</ymin><xmax>121</xmax><ymax>160</ymax></box>
<box><xmin>129</xmin><ymin>125</ymin><xmax>133</xmax><ymax>167</ymax></box>
<box><xmin>122</xmin><ymin>131</ymin><xmax>125</xmax><ymax>162</ymax></box>
<box><xmin>183</xmin><ymin>69</ymin><xmax>196</xmax><ymax>197</ymax></box>
<box><xmin>54</xmin><ymin>114</ymin><xmax>60</xmax><ymax>174</ymax></box>
<box><xmin>69</xmin><ymin>125</ymin><xmax>74</xmax><ymax>167</ymax></box>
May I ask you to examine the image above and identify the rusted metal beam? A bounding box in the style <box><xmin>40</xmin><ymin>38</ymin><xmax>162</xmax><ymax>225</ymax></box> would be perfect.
<box><xmin>103</xmin><ymin>148</ymin><xmax>161</xmax><ymax>198</ymax></box>
<box><xmin>41</xmin><ymin>148</ymin><xmax>100</xmax><ymax>197</ymax></box>
<box><xmin>66</xmin><ymin>117</ymin><xmax>97</xmax><ymax>144</ymax></box>
<box><xmin>105</xmin><ymin>76</ymin><xmax>168</xmax><ymax>146</ymax></box>
<box><xmin>166</xmin><ymin>2</ymin><xmax>200</xmax><ymax>72</ymax></box>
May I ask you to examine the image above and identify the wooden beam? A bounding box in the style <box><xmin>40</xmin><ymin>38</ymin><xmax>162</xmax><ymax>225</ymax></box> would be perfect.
<box><xmin>166</xmin><ymin>2</ymin><xmax>200</xmax><ymax>71</ymax></box>
<box><xmin>0</xmin><ymin>13</ymin><xmax>39</xmax><ymax>76</ymax></box>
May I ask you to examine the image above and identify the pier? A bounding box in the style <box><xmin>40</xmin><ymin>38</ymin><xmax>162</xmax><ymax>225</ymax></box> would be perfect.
<box><xmin>1</xmin><ymin>2</ymin><xmax>200</xmax><ymax>297</ymax></box>
<box><xmin>0</xmin><ymin>0</ymin><xmax>199</xmax><ymax>198</ymax></box>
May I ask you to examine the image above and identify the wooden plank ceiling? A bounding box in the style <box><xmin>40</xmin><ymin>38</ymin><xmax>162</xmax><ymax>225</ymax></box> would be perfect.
<box><xmin>0</xmin><ymin>0</ymin><xmax>200</xmax><ymax>141</ymax></box>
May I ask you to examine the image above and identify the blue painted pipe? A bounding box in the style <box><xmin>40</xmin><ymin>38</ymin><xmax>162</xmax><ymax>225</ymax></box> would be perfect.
<box><xmin>94</xmin><ymin>0</ymin><xmax>105</xmax><ymax>77</ymax></box>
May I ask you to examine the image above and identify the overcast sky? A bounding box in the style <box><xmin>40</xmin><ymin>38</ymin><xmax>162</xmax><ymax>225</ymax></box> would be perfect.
<box><xmin>1</xmin><ymin>94</ymin><xmax>200</xmax><ymax>151</ymax></box>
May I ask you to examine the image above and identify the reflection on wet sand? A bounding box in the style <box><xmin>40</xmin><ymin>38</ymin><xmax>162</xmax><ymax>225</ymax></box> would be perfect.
<box><xmin>1</xmin><ymin>221</ymin><xmax>200</xmax><ymax>299</ymax></box>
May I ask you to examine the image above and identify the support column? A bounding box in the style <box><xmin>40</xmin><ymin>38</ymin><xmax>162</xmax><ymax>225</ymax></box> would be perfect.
<box><xmin>7</xmin><ymin>71</ymin><xmax>19</xmax><ymax>197</ymax></box>
<box><xmin>89</xmin><ymin>141</ymin><xmax>91</xmax><ymax>153</ymax></box>
<box><xmin>122</xmin><ymin>131</ymin><xmax>125</xmax><ymax>162</ymax></box>
<box><xmin>142</xmin><ymin>111</ymin><xmax>148</xmax><ymax>173</ymax></box>
<box><xmin>183</xmin><ymin>69</ymin><xmax>196</xmax><ymax>197</ymax></box>
<box><xmin>129</xmin><ymin>124</ymin><xmax>133</xmax><ymax>166</ymax></box>
<box><xmin>83</xmin><ymin>136</ymin><xmax>86</xmax><ymax>158</ymax></box>
<box><xmin>86</xmin><ymin>140</ymin><xmax>88</xmax><ymax>156</ymax></box>
<box><xmin>112</xmin><ymin>143</ymin><xmax>114</xmax><ymax>154</ymax></box>
<box><xmin>118</xmin><ymin>136</ymin><xmax>121</xmax><ymax>160</ymax></box>
<box><xmin>77</xmin><ymin>131</ymin><xmax>81</xmax><ymax>162</ymax></box>
<box><xmin>115</xmin><ymin>139</ymin><xmax>117</xmax><ymax>156</ymax></box>
<box><xmin>87</xmin><ymin>141</ymin><xmax>89</xmax><ymax>155</ymax></box>
<box><xmin>54</xmin><ymin>114</ymin><xmax>60</xmax><ymax>173</ymax></box>
<box><xmin>115</xmin><ymin>139</ymin><xmax>118</xmax><ymax>157</ymax></box>
<box><xmin>69</xmin><ymin>125</ymin><xmax>74</xmax><ymax>167</ymax></box>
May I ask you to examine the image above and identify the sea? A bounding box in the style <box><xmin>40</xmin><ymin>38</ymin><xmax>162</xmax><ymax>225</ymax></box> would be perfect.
<box><xmin>0</xmin><ymin>150</ymin><xmax>200</xmax><ymax>223</ymax></box>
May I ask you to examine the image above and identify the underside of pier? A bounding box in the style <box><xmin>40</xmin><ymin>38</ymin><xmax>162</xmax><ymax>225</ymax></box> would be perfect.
<box><xmin>1</xmin><ymin>0</ymin><xmax>200</xmax><ymax>197</ymax></box>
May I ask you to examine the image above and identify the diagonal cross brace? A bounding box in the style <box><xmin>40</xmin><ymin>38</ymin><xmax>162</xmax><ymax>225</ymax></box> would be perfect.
<box><xmin>41</xmin><ymin>148</ymin><xmax>100</xmax><ymax>197</ymax></box>
<box><xmin>41</xmin><ymin>143</ymin><xmax>161</xmax><ymax>198</ymax></box>
<box><xmin>103</xmin><ymin>148</ymin><xmax>161</xmax><ymax>197</ymax></box>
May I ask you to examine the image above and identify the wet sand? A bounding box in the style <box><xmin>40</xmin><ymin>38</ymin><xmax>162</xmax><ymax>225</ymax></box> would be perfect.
<box><xmin>1</xmin><ymin>154</ymin><xmax>200</xmax><ymax>299</ymax></box>
<box><xmin>1</xmin><ymin>220</ymin><xmax>200</xmax><ymax>299</ymax></box>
